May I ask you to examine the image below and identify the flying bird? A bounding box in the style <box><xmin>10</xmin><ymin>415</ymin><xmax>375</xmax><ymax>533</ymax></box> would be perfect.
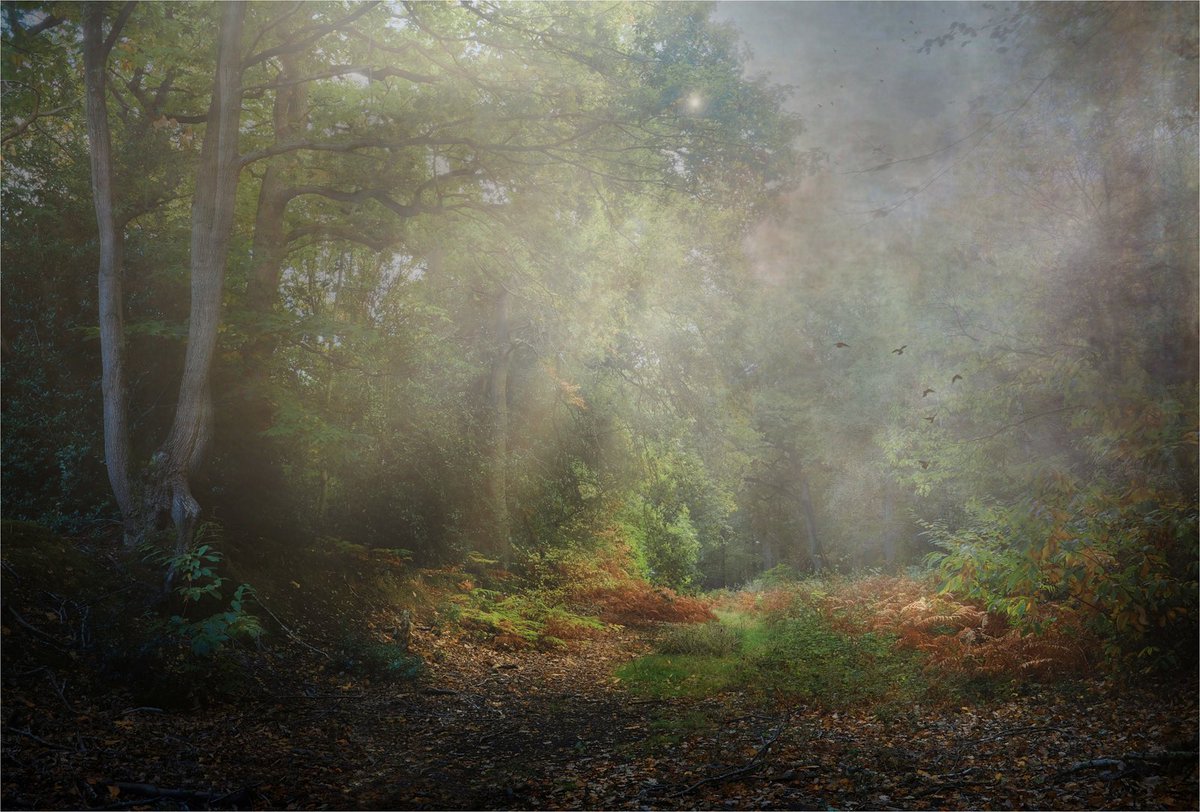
<box><xmin>919</xmin><ymin>460</ymin><xmax>930</xmax><ymax>470</ymax></box>
<box><xmin>835</xmin><ymin>342</ymin><xmax>850</xmax><ymax>348</ymax></box>
<box><xmin>892</xmin><ymin>345</ymin><xmax>907</xmax><ymax>355</ymax></box>
<box><xmin>951</xmin><ymin>374</ymin><xmax>963</xmax><ymax>383</ymax></box>
<box><xmin>923</xmin><ymin>415</ymin><xmax>935</xmax><ymax>423</ymax></box>
<box><xmin>922</xmin><ymin>388</ymin><xmax>935</xmax><ymax>397</ymax></box>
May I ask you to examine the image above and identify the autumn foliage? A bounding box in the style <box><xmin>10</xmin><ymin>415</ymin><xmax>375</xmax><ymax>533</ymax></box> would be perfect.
<box><xmin>553</xmin><ymin>537</ymin><xmax>714</xmax><ymax>627</ymax></box>
<box><xmin>747</xmin><ymin>576</ymin><xmax>1094</xmax><ymax>680</ymax></box>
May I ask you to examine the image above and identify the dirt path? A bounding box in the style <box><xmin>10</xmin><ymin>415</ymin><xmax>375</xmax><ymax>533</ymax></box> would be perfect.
<box><xmin>346</xmin><ymin>629</ymin><xmax>661</xmax><ymax>809</ymax></box>
<box><xmin>3</xmin><ymin>621</ymin><xmax>1196</xmax><ymax>810</ymax></box>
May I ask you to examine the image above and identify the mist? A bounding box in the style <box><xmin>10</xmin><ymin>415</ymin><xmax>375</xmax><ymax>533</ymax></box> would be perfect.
<box><xmin>1</xmin><ymin>4</ymin><xmax>1196</xmax><ymax>807</ymax></box>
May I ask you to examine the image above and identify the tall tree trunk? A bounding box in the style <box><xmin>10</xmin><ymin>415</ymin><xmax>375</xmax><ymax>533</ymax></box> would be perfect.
<box><xmin>151</xmin><ymin>1</ymin><xmax>245</xmax><ymax>554</ymax></box>
<box><xmin>483</xmin><ymin>285</ymin><xmax>513</xmax><ymax>560</ymax></box>
<box><xmin>797</xmin><ymin>472</ymin><xmax>826</xmax><ymax>571</ymax></box>
<box><xmin>758</xmin><ymin>496</ymin><xmax>777</xmax><ymax>571</ymax></box>
<box><xmin>246</xmin><ymin>51</ymin><xmax>306</xmax><ymax>319</ymax></box>
<box><xmin>82</xmin><ymin>4</ymin><xmax>135</xmax><ymax>539</ymax></box>
<box><xmin>881</xmin><ymin>485</ymin><xmax>898</xmax><ymax>569</ymax></box>
<box><xmin>221</xmin><ymin>51</ymin><xmax>307</xmax><ymax>532</ymax></box>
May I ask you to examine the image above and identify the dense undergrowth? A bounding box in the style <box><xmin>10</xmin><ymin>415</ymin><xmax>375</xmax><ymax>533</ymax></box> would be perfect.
<box><xmin>3</xmin><ymin>516</ymin><xmax>1192</xmax><ymax>716</ymax></box>
<box><xmin>616</xmin><ymin>572</ymin><xmax>1197</xmax><ymax>716</ymax></box>
<box><xmin>0</xmin><ymin>519</ymin><xmax>715</xmax><ymax>703</ymax></box>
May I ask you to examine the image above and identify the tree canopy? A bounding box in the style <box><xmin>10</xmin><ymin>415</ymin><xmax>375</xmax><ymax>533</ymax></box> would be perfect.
<box><xmin>2</xmin><ymin>0</ymin><xmax>1195</xmax><ymax>664</ymax></box>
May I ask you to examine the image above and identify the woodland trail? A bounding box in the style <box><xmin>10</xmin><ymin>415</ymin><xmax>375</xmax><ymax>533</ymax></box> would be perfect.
<box><xmin>5</xmin><ymin>616</ymin><xmax>1196</xmax><ymax>811</ymax></box>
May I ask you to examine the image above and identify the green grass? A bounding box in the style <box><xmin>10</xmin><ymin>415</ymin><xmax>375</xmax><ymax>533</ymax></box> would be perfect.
<box><xmin>615</xmin><ymin>603</ymin><xmax>932</xmax><ymax>711</ymax></box>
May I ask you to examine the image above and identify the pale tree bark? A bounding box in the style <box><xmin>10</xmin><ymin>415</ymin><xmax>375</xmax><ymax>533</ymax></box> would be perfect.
<box><xmin>151</xmin><ymin>1</ymin><xmax>246</xmax><ymax>554</ymax></box>
<box><xmin>82</xmin><ymin>2</ymin><xmax>137</xmax><ymax>539</ymax></box>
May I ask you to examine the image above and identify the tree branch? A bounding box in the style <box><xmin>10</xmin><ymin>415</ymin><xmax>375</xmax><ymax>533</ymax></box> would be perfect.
<box><xmin>243</xmin><ymin>2</ymin><xmax>381</xmax><ymax>70</ymax></box>
<box><xmin>101</xmin><ymin>2</ymin><xmax>137</xmax><ymax>56</ymax></box>
<box><xmin>21</xmin><ymin>13</ymin><xmax>65</xmax><ymax>37</ymax></box>
<box><xmin>244</xmin><ymin>64</ymin><xmax>441</xmax><ymax>94</ymax></box>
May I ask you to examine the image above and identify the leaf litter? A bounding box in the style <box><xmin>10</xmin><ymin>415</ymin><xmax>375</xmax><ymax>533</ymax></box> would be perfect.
<box><xmin>3</xmin><ymin>608</ymin><xmax>1195</xmax><ymax>811</ymax></box>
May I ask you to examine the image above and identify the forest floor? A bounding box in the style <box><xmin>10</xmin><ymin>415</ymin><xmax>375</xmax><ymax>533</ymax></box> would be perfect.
<box><xmin>1</xmin><ymin>527</ymin><xmax>1196</xmax><ymax>810</ymax></box>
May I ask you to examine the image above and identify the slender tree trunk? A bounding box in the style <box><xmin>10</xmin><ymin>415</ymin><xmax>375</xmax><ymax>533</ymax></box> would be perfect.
<box><xmin>483</xmin><ymin>285</ymin><xmax>513</xmax><ymax>560</ymax></box>
<box><xmin>797</xmin><ymin>472</ymin><xmax>826</xmax><ymax>571</ymax></box>
<box><xmin>215</xmin><ymin>51</ymin><xmax>308</xmax><ymax>533</ymax></box>
<box><xmin>759</xmin><ymin>497</ymin><xmax>777</xmax><ymax>571</ymax></box>
<box><xmin>151</xmin><ymin>2</ymin><xmax>245</xmax><ymax>554</ymax></box>
<box><xmin>246</xmin><ymin>51</ymin><xmax>305</xmax><ymax>318</ymax></box>
<box><xmin>82</xmin><ymin>4</ymin><xmax>135</xmax><ymax>539</ymax></box>
<box><xmin>881</xmin><ymin>485</ymin><xmax>898</xmax><ymax>569</ymax></box>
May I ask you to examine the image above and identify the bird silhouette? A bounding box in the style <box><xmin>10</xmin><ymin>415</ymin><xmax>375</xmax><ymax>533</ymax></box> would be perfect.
<box><xmin>892</xmin><ymin>345</ymin><xmax>907</xmax><ymax>355</ymax></box>
<box><xmin>835</xmin><ymin>342</ymin><xmax>850</xmax><ymax>348</ymax></box>
<box><xmin>951</xmin><ymin>374</ymin><xmax>963</xmax><ymax>383</ymax></box>
<box><xmin>922</xmin><ymin>388</ymin><xmax>935</xmax><ymax>397</ymax></box>
<box><xmin>919</xmin><ymin>460</ymin><xmax>930</xmax><ymax>469</ymax></box>
<box><xmin>923</xmin><ymin>415</ymin><xmax>935</xmax><ymax>423</ymax></box>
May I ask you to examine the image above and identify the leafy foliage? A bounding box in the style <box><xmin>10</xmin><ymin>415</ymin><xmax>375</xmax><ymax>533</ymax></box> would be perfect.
<box><xmin>156</xmin><ymin>526</ymin><xmax>264</xmax><ymax>657</ymax></box>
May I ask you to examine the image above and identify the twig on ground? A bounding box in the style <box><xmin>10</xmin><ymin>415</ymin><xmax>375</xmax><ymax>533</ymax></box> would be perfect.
<box><xmin>1</xmin><ymin>559</ymin><xmax>22</xmax><ymax>583</ymax></box>
<box><xmin>46</xmin><ymin>671</ymin><xmax>77</xmax><ymax>713</ymax></box>
<box><xmin>969</xmin><ymin>725</ymin><xmax>1071</xmax><ymax>745</ymax></box>
<box><xmin>1055</xmin><ymin>751</ymin><xmax>1199</xmax><ymax>781</ymax></box>
<box><xmin>99</xmin><ymin>781</ymin><xmax>245</xmax><ymax>807</ymax></box>
<box><xmin>948</xmin><ymin>724</ymin><xmax>1074</xmax><ymax>771</ymax></box>
<box><xmin>4</xmin><ymin>726</ymin><xmax>73</xmax><ymax>751</ymax></box>
<box><xmin>4</xmin><ymin>604</ymin><xmax>70</xmax><ymax>649</ymax></box>
<box><xmin>254</xmin><ymin>598</ymin><xmax>333</xmax><ymax>660</ymax></box>
<box><xmin>672</xmin><ymin>712</ymin><xmax>791</xmax><ymax>797</ymax></box>
<box><xmin>913</xmin><ymin>766</ymin><xmax>981</xmax><ymax>798</ymax></box>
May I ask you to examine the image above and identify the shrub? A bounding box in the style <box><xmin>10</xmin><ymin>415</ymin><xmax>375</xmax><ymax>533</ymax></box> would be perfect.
<box><xmin>337</xmin><ymin>637</ymin><xmax>425</xmax><ymax>679</ymax></box>
<box><xmin>576</xmin><ymin>582</ymin><xmax>713</xmax><ymax>626</ymax></box>
<box><xmin>153</xmin><ymin>525</ymin><xmax>264</xmax><ymax>657</ymax></box>
<box><xmin>657</xmin><ymin>622</ymin><xmax>741</xmax><ymax>656</ymax></box>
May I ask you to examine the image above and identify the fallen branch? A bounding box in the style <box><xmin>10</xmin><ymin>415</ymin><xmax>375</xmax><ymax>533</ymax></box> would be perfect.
<box><xmin>254</xmin><ymin>598</ymin><xmax>332</xmax><ymax>660</ymax></box>
<box><xmin>948</xmin><ymin>725</ymin><xmax>1073</xmax><ymax>771</ymax></box>
<box><xmin>1055</xmin><ymin>751</ymin><xmax>1198</xmax><ymax>781</ymax></box>
<box><xmin>4</xmin><ymin>726</ymin><xmax>73</xmax><ymax>751</ymax></box>
<box><xmin>4</xmin><ymin>604</ymin><xmax>71</xmax><ymax>649</ymax></box>
<box><xmin>97</xmin><ymin>781</ymin><xmax>251</xmax><ymax>808</ymax></box>
<box><xmin>672</xmin><ymin>712</ymin><xmax>790</xmax><ymax>797</ymax></box>
<box><xmin>969</xmin><ymin>725</ymin><xmax>1070</xmax><ymax>745</ymax></box>
<box><xmin>913</xmin><ymin>767</ymin><xmax>981</xmax><ymax>799</ymax></box>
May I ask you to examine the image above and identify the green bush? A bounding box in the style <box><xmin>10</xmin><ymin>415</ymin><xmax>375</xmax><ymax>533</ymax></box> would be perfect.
<box><xmin>152</xmin><ymin>525</ymin><xmax>264</xmax><ymax>657</ymax></box>
<box><xmin>756</xmin><ymin>563</ymin><xmax>802</xmax><ymax>589</ymax></box>
<box><xmin>621</xmin><ymin>500</ymin><xmax>700</xmax><ymax>590</ymax></box>
<box><xmin>338</xmin><ymin>638</ymin><xmax>425</xmax><ymax>680</ymax></box>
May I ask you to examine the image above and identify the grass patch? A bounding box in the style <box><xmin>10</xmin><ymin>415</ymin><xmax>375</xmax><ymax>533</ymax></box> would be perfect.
<box><xmin>617</xmin><ymin>600</ymin><xmax>933</xmax><ymax>711</ymax></box>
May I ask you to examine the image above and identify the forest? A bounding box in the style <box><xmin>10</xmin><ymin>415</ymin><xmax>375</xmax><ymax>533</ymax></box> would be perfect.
<box><xmin>0</xmin><ymin>1</ymin><xmax>1196</xmax><ymax>809</ymax></box>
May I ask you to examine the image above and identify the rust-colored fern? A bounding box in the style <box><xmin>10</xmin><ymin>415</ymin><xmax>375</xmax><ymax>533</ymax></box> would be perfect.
<box><xmin>777</xmin><ymin>575</ymin><xmax>1093</xmax><ymax>680</ymax></box>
